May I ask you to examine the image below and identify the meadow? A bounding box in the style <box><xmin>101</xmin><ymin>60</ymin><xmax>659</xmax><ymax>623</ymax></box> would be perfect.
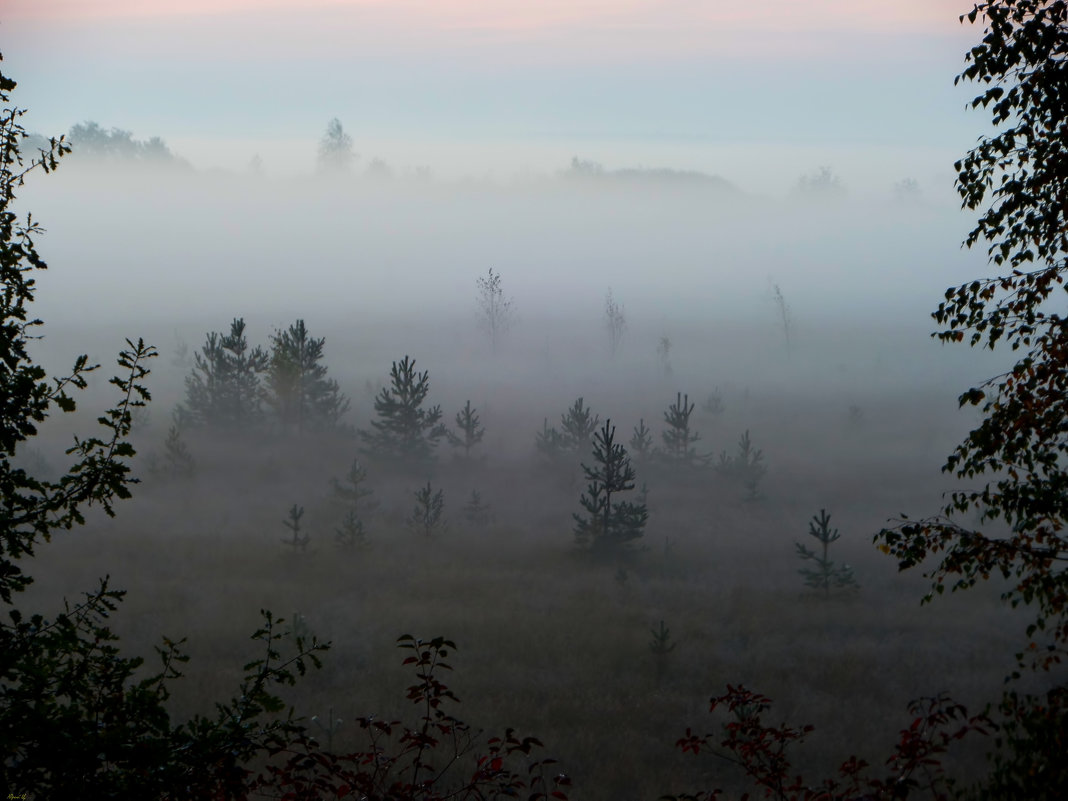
<box><xmin>20</xmin><ymin>314</ymin><xmax>1032</xmax><ymax>800</ymax></box>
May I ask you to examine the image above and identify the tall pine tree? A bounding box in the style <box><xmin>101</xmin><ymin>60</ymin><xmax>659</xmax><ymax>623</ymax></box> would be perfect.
<box><xmin>446</xmin><ymin>400</ymin><xmax>485</xmax><ymax>462</ymax></box>
<box><xmin>359</xmin><ymin>356</ymin><xmax>447</xmax><ymax>466</ymax></box>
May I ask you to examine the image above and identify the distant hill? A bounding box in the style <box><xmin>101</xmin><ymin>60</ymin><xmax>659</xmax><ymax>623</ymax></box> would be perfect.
<box><xmin>562</xmin><ymin>156</ymin><xmax>739</xmax><ymax>194</ymax></box>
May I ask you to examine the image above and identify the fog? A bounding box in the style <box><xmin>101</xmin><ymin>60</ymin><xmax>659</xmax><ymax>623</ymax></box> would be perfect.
<box><xmin>16</xmin><ymin>157</ymin><xmax>1033</xmax><ymax>798</ymax></box>
<box><xmin>21</xmin><ymin>158</ymin><xmax>992</xmax><ymax>371</ymax></box>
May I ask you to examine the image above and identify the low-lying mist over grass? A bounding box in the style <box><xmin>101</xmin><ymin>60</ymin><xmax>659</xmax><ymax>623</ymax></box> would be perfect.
<box><xmin>13</xmin><ymin>157</ymin><xmax>1036</xmax><ymax>798</ymax></box>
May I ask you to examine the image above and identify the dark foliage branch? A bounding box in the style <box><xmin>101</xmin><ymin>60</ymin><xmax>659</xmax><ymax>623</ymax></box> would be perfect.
<box><xmin>875</xmin><ymin>0</ymin><xmax>1068</xmax><ymax>672</ymax></box>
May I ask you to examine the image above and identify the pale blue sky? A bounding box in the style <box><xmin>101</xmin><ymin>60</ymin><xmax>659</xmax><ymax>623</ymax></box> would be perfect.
<box><xmin>5</xmin><ymin>1</ymin><xmax>983</xmax><ymax>192</ymax></box>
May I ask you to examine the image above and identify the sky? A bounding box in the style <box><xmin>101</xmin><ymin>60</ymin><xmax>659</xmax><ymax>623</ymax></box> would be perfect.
<box><xmin>5</xmin><ymin>0</ymin><xmax>983</xmax><ymax>191</ymax></box>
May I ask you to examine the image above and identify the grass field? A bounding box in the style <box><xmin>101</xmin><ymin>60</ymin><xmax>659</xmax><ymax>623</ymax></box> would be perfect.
<box><xmin>20</xmin><ymin>362</ymin><xmax>1036</xmax><ymax>800</ymax></box>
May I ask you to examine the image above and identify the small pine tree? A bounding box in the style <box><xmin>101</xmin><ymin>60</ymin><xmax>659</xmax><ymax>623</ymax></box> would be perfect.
<box><xmin>702</xmin><ymin>388</ymin><xmax>725</xmax><ymax>417</ymax></box>
<box><xmin>409</xmin><ymin>482</ymin><xmax>447</xmax><ymax>537</ymax></box>
<box><xmin>605</xmin><ymin>288</ymin><xmax>627</xmax><ymax>358</ymax></box>
<box><xmin>332</xmin><ymin>459</ymin><xmax>376</xmax><ymax>548</ymax></box>
<box><xmin>462</xmin><ymin>489</ymin><xmax>492</xmax><ymax>527</ymax></box>
<box><xmin>718</xmin><ymin>430</ymin><xmax>766</xmax><ymax>500</ymax></box>
<box><xmin>360</xmin><ymin>356</ymin><xmax>447</xmax><ymax>466</ymax></box>
<box><xmin>656</xmin><ymin>335</ymin><xmax>673</xmax><ymax>377</ymax></box>
<box><xmin>560</xmin><ymin>397</ymin><xmax>600</xmax><ymax>453</ymax></box>
<box><xmin>662</xmin><ymin>392</ymin><xmax>704</xmax><ymax>467</ymax></box>
<box><xmin>535</xmin><ymin>418</ymin><xmax>567</xmax><ymax>465</ymax></box>
<box><xmin>447</xmin><ymin>400</ymin><xmax>485</xmax><ymax>462</ymax></box>
<box><xmin>161</xmin><ymin>424</ymin><xmax>195</xmax><ymax>479</ymax></box>
<box><xmin>268</xmin><ymin>319</ymin><xmax>349</xmax><ymax>434</ymax></box>
<box><xmin>535</xmin><ymin>399</ymin><xmax>600</xmax><ymax>472</ymax></box>
<box><xmin>282</xmin><ymin>504</ymin><xmax>309</xmax><ymax>553</ymax></box>
<box><xmin>796</xmin><ymin>509</ymin><xmax>858</xmax><ymax>596</ymax></box>
<box><xmin>769</xmin><ymin>281</ymin><xmax>792</xmax><ymax>355</ymax></box>
<box><xmin>630</xmin><ymin>418</ymin><xmax>653</xmax><ymax>462</ymax></box>
<box><xmin>332</xmin><ymin>458</ymin><xmax>378</xmax><ymax>515</ymax></box>
<box><xmin>649</xmin><ymin>620</ymin><xmax>676</xmax><ymax>684</ymax></box>
<box><xmin>182</xmin><ymin>318</ymin><xmax>269</xmax><ymax>429</ymax></box>
<box><xmin>335</xmin><ymin>509</ymin><xmax>367</xmax><ymax>549</ymax></box>
<box><xmin>649</xmin><ymin>620</ymin><xmax>676</xmax><ymax>655</ymax></box>
<box><xmin>573</xmin><ymin>420</ymin><xmax>648</xmax><ymax>556</ymax></box>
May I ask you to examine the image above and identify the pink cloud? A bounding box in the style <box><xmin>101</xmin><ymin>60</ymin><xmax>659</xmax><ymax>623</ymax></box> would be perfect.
<box><xmin>8</xmin><ymin>0</ymin><xmax>973</xmax><ymax>33</ymax></box>
<box><xmin>6</xmin><ymin>0</ymin><xmax>976</xmax><ymax>71</ymax></box>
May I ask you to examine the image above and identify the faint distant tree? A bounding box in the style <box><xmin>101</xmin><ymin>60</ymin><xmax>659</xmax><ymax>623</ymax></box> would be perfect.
<box><xmin>268</xmin><ymin>319</ymin><xmax>349</xmax><ymax>434</ymax></box>
<box><xmin>359</xmin><ymin>356</ymin><xmax>447</xmax><ymax>466</ymax></box>
<box><xmin>317</xmin><ymin>117</ymin><xmax>355</xmax><ymax>174</ymax></box>
<box><xmin>893</xmin><ymin>176</ymin><xmax>921</xmax><ymax>202</ymax></box>
<box><xmin>656</xmin><ymin>335</ymin><xmax>673</xmax><ymax>378</ymax></box>
<box><xmin>702</xmin><ymin>388</ymin><xmax>725</xmax><ymax>417</ymax></box>
<box><xmin>409</xmin><ymin>482</ymin><xmax>447</xmax><ymax>537</ymax></box>
<box><xmin>796</xmin><ymin>165</ymin><xmax>845</xmax><ymax>198</ymax></box>
<box><xmin>365</xmin><ymin>157</ymin><xmax>393</xmax><ymax>180</ymax></box>
<box><xmin>248</xmin><ymin>153</ymin><xmax>264</xmax><ymax>176</ymax></box>
<box><xmin>172</xmin><ymin>333</ymin><xmax>191</xmax><ymax>370</ymax></box>
<box><xmin>535</xmin><ymin>398</ymin><xmax>599</xmax><ymax>474</ymax></box>
<box><xmin>69</xmin><ymin>121</ymin><xmax>140</xmax><ymax>159</ymax></box>
<box><xmin>18</xmin><ymin>130</ymin><xmax>51</xmax><ymax>158</ymax></box>
<box><xmin>182</xmin><ymin>318</ymin><xmax>269</xmax><ymax>430</ymax></box>
<box><xmin>535</xmin><ymin>418</ymin><xmax>568</xmax><ymax>466</ymax></box>
<box><xmin>331</xmin><ymin>458</ymin><xmax>378</xmax><ymax>548</ymax></box>
<box><xmin>604</xmin><ymin>288</ymin><xmax>627</xmax><ymax>358</ymax></box>
<box><xmin>335</xmin><ymin>509</ymin><xmax>366</xmax><ymax>549</ymax></box>
<box><xmin>475</xmin><ymin>268</ymin><xmax>516</xmax><ymax>353</ymax></box>
<box><xmin>161</xmin><ymin>425</ymin><xmax>195</xmax><ymax>479</ymax></box>
<box><xmin>67</xmin><ymin>121</ymin><xmax>185</xmax><ymax>166</ymax></box>
<box><xmin>446</xmin><ymin>400</ymin><xmax>485</xmax><ymax>462</ymax></box>
<box><xmin>768</xmin><ymin>281</ymin><xmax>792</xmax><ymax>355</ymax></box>
<box><xmin>282</xmin><ymin>504</ymin><xmax>309</xmax><ymax>554</ymax></box>
<box><xmin>630</xmin><ymin>418</ymin><xmax>653</xmax><ymax>462</ymax></box>
<box><xmin>717</xmin><ymin>430</ymin><xmax>767</xmax><ymax>500</ymax></box>
<box><xmin>565</xmin><ymin>156</ymin><xmax>605</xmax><ymax>178</ymax></box>
<box><xmin>141</xmin><ymin>136</ymin><xmax>173</xmax><ymax>163</ymax></box>
<box><xmin>463</xmin><ymin>489</ymin><xmax>492</xmax><ymax>527</ymax></box>
<box><xmin>332</xmin><ymin>458</ymin><xmax>377</xmax><ymax>517</ymax></box>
